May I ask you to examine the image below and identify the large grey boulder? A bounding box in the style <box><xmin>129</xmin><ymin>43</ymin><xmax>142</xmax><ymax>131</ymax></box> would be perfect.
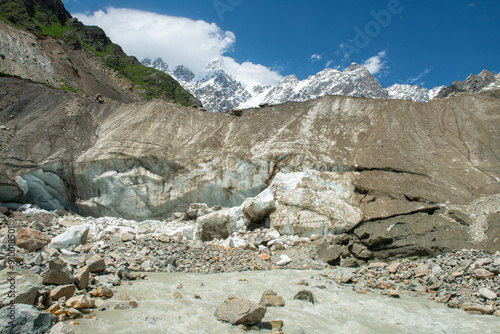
<box><xmin>0</xmin><ymin>304</ymin><xmax>55</xmax><ymax>334</ymax></box>
<box><xmin>0</xmin><ymin>267</ymin><xmax>42</xmax><ymax>308</ymax></box>
<box><xmin>215</xmin><ymin>296</ymin><xmax>266</xmax><ymax>326</ymax></box>
<box><xmin>353</xmin><ymin>212</ymin><xmax>473</xmax><ymax>261</ymax></box>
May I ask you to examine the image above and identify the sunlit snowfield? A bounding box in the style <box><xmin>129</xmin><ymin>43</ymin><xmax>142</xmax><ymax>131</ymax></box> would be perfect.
<box><xmin>71</xmin><ymin>270</ymin><xmax>500</xmax><ymax>334</ymax></box>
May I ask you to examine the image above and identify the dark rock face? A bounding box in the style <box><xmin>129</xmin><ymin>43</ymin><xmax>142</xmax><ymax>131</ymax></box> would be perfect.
<box><xmin>173</xmin><ymin>65</ymin><xmax>195</xmax><ymax>82</ymax></box>
<box><xmin>353</xmin><ymin>212</ymin><xmax>473</xmax><ymax>260</ymax></box>
<box><xmin>0</xmin><ymin>304</ymin><xmax>55</xmax><ymax>334</ymax></box>
<box><xmin>437</xmin><ymin>70</ymin><xmax>496</xmax><ymax>98</ymax></box>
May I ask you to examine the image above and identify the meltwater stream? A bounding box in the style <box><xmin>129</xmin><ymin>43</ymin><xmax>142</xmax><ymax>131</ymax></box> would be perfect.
<box><xmin>72</xmin><ymin>270</ymin><xmax>499</xmax><ymax>334</ymax></box>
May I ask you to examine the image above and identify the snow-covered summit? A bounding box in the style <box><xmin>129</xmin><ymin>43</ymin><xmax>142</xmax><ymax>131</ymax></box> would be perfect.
<box><xmin>142</xmin><ymin>58</ymin><xmax>444</xmax><ymax>112</ymax></box>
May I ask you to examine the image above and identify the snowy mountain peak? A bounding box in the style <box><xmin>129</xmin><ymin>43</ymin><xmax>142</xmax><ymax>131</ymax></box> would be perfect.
<box><xmin>141</xmin><ymin>57</ymin><xmax>444</xmax><ymax>112</ymax></box>
<box><xmin>173</xmin><ymin>65</ymin><xmax>195</xmax><ymax>82</ymax></box>
<box><xmin>345</xmin><ymin>62</ymin><xmax>364</xmax><ymax>72</ymax></box>
<box><xmin>152</xmin><ymin>57</ymin><xmax>168</xmax><ymax>73</ymax></box>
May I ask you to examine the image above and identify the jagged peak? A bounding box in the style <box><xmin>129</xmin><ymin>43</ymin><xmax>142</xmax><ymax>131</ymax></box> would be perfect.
<box><xmin>280</xmin><ymin>74</ymin><xmax>299</xmax><ymax>84</ymax></box>
<box><xmin>345</xmin><ymin>62</ymin><xmax>363</xmax><ymax>72</ymax></box>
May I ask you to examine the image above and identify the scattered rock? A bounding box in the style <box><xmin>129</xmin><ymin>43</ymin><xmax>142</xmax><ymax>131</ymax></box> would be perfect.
<box><xmin>293</xmin><ymin>290</ymin><xmax>315</xmax><ymax>304</ymax></box>
<box><xmin>259</xmin><ymin>254</ymin><xmax>270</xmax><ymax>261</ymax></box>
<box><xmin>65</xmin><ymin>295</ymin><xmax>95</xmax><ymax>309</ymax></box>
<box><xmin>73</xmin><ymin>266</ymin><xmax>90</xmax><ymax>290</ymax></box>
<box><xmin>16</xmin><ymin>227</ymin><xmax>51</xmax><ymax>252</ymax></box>
<box><xmin>387</xmin><ymin>262</ymin><xmax>400</xmax><ymax>273</ymax></box>
<box><xmin>50</xmin><ymin>284</ymin><xmax>76</xmax><ymax>301</ymax></box>
<box><xmin>67</xmin><ymin>307</ymin><xmax>83</xmax><ymax>318</ymax></box>
<box><xmin>260</xmin><ymin>290</ymin><xmax>285</xmax><ymax>307</ymax></box>
<box><xmin>474</xmin><ymin>269</ymin><xmax>494</xmax><ymax>279</ymax></box>
<box><xmin>86</xmin><ymin>256</ymin><xmax>106</xmax><ymax>273</ymax></box>
<box><xmin>387</xmin><ymin>289</ymin><xmax>400</xmax><ymax>298</ymax></box>
<box><xmin>368</xmin><ymin>262</ymin><xmax>388</xmax><ymax>269</ymax></box>
<box><xmin>460</xmin><ymin>302</ymin><xmax>494</xmax><ymax>315</ymax></box>
<box><xmin>478</xmin><ymin>288</ymin><xmax>497</xmax><ymax>300</ymax></box>
<box><xmin>41</xmin><ymin>258</ymin><xmax>74</xmax><ymax>285</ymax></box>
<box><xmin>215</xmin><ymin>296</ymin><xmax>266</xmax><ymax>326</ymax></box>
<box><xmin>97</xmin><ymin>286</ymin><xmax>113</xmax><ymax>298</ymax></box>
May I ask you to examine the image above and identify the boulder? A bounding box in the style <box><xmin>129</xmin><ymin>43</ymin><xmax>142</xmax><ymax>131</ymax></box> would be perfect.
<box><xmin>0</xmin><ymin>267</ymin><xmax>43</xmax><ymax>308</ymax></box>
<box><xmin>293</xmin><ymin>290</ymin><xmax>315</xmax><ymax>304</ymax></box>
<box><xmin>260</xmin><ymin>290</ymin><xmax>285</xmax><ymax>307</ymax></box>
<box><xmin>315</xmin><ymin>241</ymin><xmax>349</xmax><ymax>266</ymax></box>
<box><xmin>241</xmin><ymin>188</ymin><xmax>276</xmax><ymax>223</ymax></box>
<box><xmin>353</xmin><ymin>213</ymin><xmax>473</xmax><ymax>261</ymax></box>
<box><xmin>196</xmin><ymin>189</ymin><xmax>276</xmax><ymax>241</ymax></box>
<box><xmin>50</xmin><ymin>284</ymin><xmax>76</xmax><ymax>301</ymax></box>
<box><xmin>65</xmin><ymin>294</ymin><xmax>95</xmax><ymax>309</ymax></box>
<box><xmin>0</xmin><ymin>304</ymin><xmax>55</xmax><ymax>334</ymax></box>
<box><xmin>96</xmin><ymin>286</ymin><xmax>114</xmax><ymax>298</ymax></box>
<box><xmin>16</xmin><ymin>227</ymin><xmax>51</xmax><ymax>252</ymax></box>
<box><xmin>196</xmin><ymin>207</ymin><xmax>245</xmax><ymax>241</ymax></box>
<box><xmin>41</xmin><ymin>258</ymin><xmax>74</xmax><ymax>285</ymax></box>
<box><xmin>73</xmin><ymin>265</ymin><xmax>90</xmax><ymax>290</ymax></box>
<box><xmin>86</xmin><ymin>256</ymin><xmax>106</xmax><ymax>273</ymax></box>
<box><xmin>48</xmin><ymin>225</ymin><xmax>89</xmax><ymax>250</ymax></box>
<box><xmin>215</xmin><ymin>296</ymin><xmax>266</xmax><ymax>326</ymax></box>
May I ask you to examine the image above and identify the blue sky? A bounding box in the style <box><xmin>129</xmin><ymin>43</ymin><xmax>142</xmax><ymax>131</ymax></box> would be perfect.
<box><xmin>62</xmin><ymin>0</ymin><xmax>499</xmax><ymax>89</ymax></box>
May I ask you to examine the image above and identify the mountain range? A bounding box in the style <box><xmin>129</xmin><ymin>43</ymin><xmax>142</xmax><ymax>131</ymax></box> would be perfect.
<box><xmin>142</xmin><ymin>57</ymin><xmax>446</xmax><ymax>112</ymax></box>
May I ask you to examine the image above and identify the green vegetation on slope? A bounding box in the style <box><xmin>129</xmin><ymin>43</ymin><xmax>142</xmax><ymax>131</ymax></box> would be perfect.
<box><xmin>0</xmin><ymin>0</ymin><xmax>201</xmax><ymax>106</ymax></box>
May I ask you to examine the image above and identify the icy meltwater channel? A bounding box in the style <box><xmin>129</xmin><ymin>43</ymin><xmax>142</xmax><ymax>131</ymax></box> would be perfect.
<box><xmin>72</xmin><ymin>270</ymin><xmax>499</xmax><ymax>334</ymax></box>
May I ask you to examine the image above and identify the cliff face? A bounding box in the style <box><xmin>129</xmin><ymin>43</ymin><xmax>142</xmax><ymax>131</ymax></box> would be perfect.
<box><xmin>0</xmin><ymin>0</ymin><xmax>201</xmax><ymax>106</ymax></box>
<box><xmin>1</xmin><ymin>75</ymin><xmax>499</xmax><ymax>252</ymax></box>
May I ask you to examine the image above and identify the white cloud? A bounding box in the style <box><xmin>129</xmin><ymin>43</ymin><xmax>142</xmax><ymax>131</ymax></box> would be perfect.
<box><xmin>309</xmin><ymin>54</ymin><xmax>322</xmax><ymax>62</ymax></box>
<box><xmin>407</xmin><ymin>68</ymin><xmax>431</xmax><ymax>84</ymax></box>
<box><xmin>220</xmin><ymin>57</ymin><xmax>283</xmax><ymax>88</ymax></box>
<box><xmin>74</xmin><ymin>7</ymin><xmax>282</xmax><ymax>86</ymax></box>
<box><xmin>361</xmin><ymin>51</ymin><xmax>388</xmax><ymax>75</ymax></box>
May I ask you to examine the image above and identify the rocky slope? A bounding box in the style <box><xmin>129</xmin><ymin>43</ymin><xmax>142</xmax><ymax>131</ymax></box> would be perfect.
<box><xmin>143</xmin><ymin>57</ymin><xmax>445</xmax><ymax>112</ymax></box>
<box><xmin>1</xmin><ymin>74</ymin><xmax>499</xmax><ymax>258</ymax></box>
<box><xmin>0</xmin><ymin>0</ymin><xmax>200</xmax><ymax>106</ymax></box>
<box><xmin>437</xmin><ymin>69</ymin><xmax>497</xmax><ymax>99</ymax></box>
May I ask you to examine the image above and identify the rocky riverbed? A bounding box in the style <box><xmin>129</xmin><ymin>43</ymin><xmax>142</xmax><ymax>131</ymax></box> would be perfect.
<box><xmin>0</xmin><ymin>206</ymin><xmax>499</xmax><ymax>333</ymax></box>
